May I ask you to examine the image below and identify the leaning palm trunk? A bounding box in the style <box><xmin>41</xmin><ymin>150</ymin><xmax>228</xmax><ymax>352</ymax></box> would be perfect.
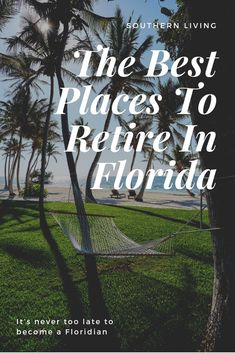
<box><xmin>85</xmin><ymin>93</ymin><xmax>117</xmax><ymax>203</ymax></box>
<box><xmin>55</xmin><ymin>21</ymin><xmax>90</xmax><ymax>245</ymax></box>
<box><xmin>130</xmin><ymin>149</ymin><xmax>137</xmax><ymax>173</ymax></box>
<box><xmin>129</xmin><ymin>148</ymin><xmax>137</xmax><ymax>189</ymax></box>
<box><xmin>16</xmin><ymin>133</ymin><xmax>23</xmax><ymax>192</ymax></box>
<box><xmin>182</xmin><ymin>174</ymin><xmax>195</xmax><ymax>197</ymax></box>
<box><xmin>7</xmin><ymin>152</ymin><xmax>11</xmax><ymax>189</ymax></box>
<box><xmin>4</xmin><ymin>153</ymin><xmax>8</xmax><ymax>189</ymax></box>
<box><xmin>75</xmin><ymin>149</ymin><xmax>80</xmax><ymax>168</ymax></box>
<box><xmin>30</xmin><ymin>151</ymin><xmax>40</xmax><ymax>174</ymax></box>
<box><xmin>45</xmin><ymin>156</ymin><xmax>50</xmax><ymax>170</ymax></box>
<box><xmin>24</xmin><ymin>147</ymin><xmax>36</xmax><ymax>196</ymax></box>
<box><xmin>39</xmin><ymin>76</ymin><xmax>54</xmax><ymax>212</ymax></box>
<box><xmin>135</xmin><ymin>148</ymin><xmax>155</xmax><ymax>202</ymax></box>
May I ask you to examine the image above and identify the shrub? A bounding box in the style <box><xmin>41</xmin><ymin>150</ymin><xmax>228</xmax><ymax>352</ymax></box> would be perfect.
<box><xmin>20</xmin><ymin>183</ymin><xmax>48</xmax><ymax>198</ymax></box>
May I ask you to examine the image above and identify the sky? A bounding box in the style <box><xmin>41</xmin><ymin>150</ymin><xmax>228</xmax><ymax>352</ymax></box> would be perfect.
<box><xmin>0</xmin><ymin>0</ymin><xmax>180</xmax><ymax>187</ymax></box>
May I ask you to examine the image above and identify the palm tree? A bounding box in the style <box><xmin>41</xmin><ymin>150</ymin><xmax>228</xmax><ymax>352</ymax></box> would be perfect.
<box><xmin>1</xmin><ymin>15</ymin><xmax>89</xmax><ymax>211</ymax></box>
<box><xmin>135</xmin><ymin>79</ymin><xmax>187</xmax><ymax>202</ymax></box>
<box><xmin>45</xmin><ymin>142</ymin><xmax>60</xmax><ymax>169</ymax></box>
<box><xmin>3</xmin><ymin>138</ymin><xmax>19</xmax><ymax>195</ymax></box>
<box><xmin>24</xmin><ymin>117</ymin><xmax>60</xmax><ymax>196</ymax></box>
<box><xmin>158</xmin><ymin>1</ymin><xmax>235</xmax><ymax>349</ymax></box>
<box><xmin>0</xmin><ymin>90</ymin><xmax>32</xmax><ymax>194</ymax></box>
<box><xmin>0</xmin><ymin>138</ymin><xmax>18</xmax><ymax>194</ymax></box>
<box><xmin>158</xmin><ymin>143</ymin><xmax>199</xmax><ymax>197</ymax></box>
<box><xmin>1</xmin><ymin>139</ymin><xmax>10</xmax><ymax>189</ymax></box>
<box><xmin>118</xmin><ymin>115</ymin><xmax>153</xmax><ymax>174</ymax></box>
<box><xmin>73</xmin><ymin>117</ymin><xmax>94</xmax><ymax>168</ymax></box>
<box><xmin>21</xmin><ymin>0</ymin><xmax>113</xmax><ymax>254</ymax></box>
<box><xmin>85</xmin><ymin>8</ymin><xmax>155</xmax><ymax>202</ymax></box>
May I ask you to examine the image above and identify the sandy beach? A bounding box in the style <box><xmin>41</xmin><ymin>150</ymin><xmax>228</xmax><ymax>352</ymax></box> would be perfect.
<box><xmin>0</xmin><ymin>186</ymin><xmax>205</xmax><ymax>210</ymax></box>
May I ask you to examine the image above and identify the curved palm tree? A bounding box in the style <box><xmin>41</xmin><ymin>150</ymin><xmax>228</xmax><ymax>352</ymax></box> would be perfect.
<box><xmin>85</xmin><ymin>8</ymin><xmax>155</xmax><ymax>202</ymax></box>
<box><xmin>135</xmin><ymin>79</ymin><xmax>188</xmax><ymax>202</ymax></box>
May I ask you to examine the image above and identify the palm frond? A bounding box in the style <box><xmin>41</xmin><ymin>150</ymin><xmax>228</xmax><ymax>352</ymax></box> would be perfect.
<box><xmin>0</xmin><ymin>0</ymin><xmax>16</xmax><ymax>31</ymax></box>
<box><xmin>80</xmin><ymin>9</ymin><xmax>113</xmax><ymax>32</ymax></box>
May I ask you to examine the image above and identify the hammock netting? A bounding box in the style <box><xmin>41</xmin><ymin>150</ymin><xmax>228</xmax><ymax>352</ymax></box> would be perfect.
<box><xmin>51</xmin><ymin>186</ymin><xmax>219</xmax><ymax>257</ymax></box>
<box><xmin>51</xmin><ymin>212</ymin><xmax>174</xmax><ymax>256</ymax></box>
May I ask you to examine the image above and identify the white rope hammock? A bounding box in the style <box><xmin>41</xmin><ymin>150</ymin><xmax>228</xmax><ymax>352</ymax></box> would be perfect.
<box><xmin>50</xmin><ymin>210</ymin><xmax>219</xmax><ymax>257</ymax></box>
<box><xmin>51</xmin><ymin>211</ymin><xmax>174</xmax><ymax>256</ymax></box>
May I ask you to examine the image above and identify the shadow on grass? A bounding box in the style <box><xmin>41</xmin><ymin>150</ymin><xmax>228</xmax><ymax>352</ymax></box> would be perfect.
<box><xmin>0</xmin><ymin>241</ymin><xmax>53</xmax><ymax>268</ymax></box>
<box><xmin>105</xmin><ymin>203</ymin><xmax>208</xmax><ymax>229</ymax></box>
<box><xmin>40</xmin><ymin>212</ymin><xmax>120</xmax><ymax>352</ymax></box>
<box><xmin>98</xmin><ymin>263</ymin><xmax>210</xmax><ymax>351</ymax></box>
<box><xmin>176</xmin><ymin>247</ymin><xmax>213</xmax><ymax>266</ymax></box>
<box><xmin>0</xmin><ymin>200</ymin><xmax>39</xmax><ymax>226</ymax></box>
<box><xmin>0</xmin><ymin>200</ymin><xmax>211</xmax><ymax>351</ymax></box>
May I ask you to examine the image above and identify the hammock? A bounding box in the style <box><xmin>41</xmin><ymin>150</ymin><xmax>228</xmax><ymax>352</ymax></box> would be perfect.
<box><xmin>51</xmin><ymin>186</ymin><xmax>219</xmax><ymax>257</ymax></box>
<box><xmin>51</xmin><ymin>211</ymin><xmax>174</xmax><ymax>256</ymax></box>
<box><xmin>51</xmin><ymin>209</ymin><xmax>220</xmax><ymax>257</ymax></box>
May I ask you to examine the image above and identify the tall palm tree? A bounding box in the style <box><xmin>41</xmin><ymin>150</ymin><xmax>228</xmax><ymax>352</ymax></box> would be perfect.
<box><xmin>0</xmin><ymin>90</ymin><xmax>32</xmax><ymax>194</ymax></box>
<box><xmin>159</xmin><ymin>1</ymin><xmax>235</xmax><ymax>349</ymax></box>
<box><xmin>85</xmin><ymin>8</ymin><xmax>155</xmax><ymax>202</ymax></box>
<box><xmin>1</xmin><ymin>15</ymin><xmax>88</xmax><ymax>211</ymax></box>
<box><xmin>135</xmin><ymin>79</ymin><xmax>187</xmax><ymax>202</ymax></box>
<box><xmin>21</xmin><ymin>0</ymin><xmax>113</xmax><ymax>256</ymax></box>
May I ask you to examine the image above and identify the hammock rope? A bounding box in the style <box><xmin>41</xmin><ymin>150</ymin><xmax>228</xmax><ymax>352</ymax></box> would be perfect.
<box><xmin>50</xmin><ymin>209</ymin><xmax>219</xmax><ymax>257</ymax></box>
<box><xmin>56</xmin><ymin>179</ymin><xmax>219</xmax><ymax>257</ymax></box>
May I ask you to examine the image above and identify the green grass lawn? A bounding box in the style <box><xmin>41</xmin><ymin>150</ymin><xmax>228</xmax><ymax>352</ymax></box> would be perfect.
<box><xmin>0</xmin><ymin>200</ymin><xmax>213</xmax><ymax>352</ymax></box>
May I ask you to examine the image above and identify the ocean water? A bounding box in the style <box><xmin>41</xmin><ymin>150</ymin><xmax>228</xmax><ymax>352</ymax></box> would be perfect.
<box><xmin>82</xmin><ymin>175</ymin><xmax>201</xmax><ymax>195</ymax></box>
<box><xmin>0</xmin><ymin>175</ymin><xmax>201</xmax><ymax>195</ymax></box>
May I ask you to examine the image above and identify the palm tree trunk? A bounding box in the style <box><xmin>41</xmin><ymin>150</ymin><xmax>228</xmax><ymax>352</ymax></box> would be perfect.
<box><xmin>30</xmin><ymin>151</ymin><xmax>40</xmax><ymax>174</ymax></box>
<box><xmin>16</xmin><ymin>133</ymin><xmax>23</xmax><ymax>192</ymax></box>
<box><xmin>39</xmin><ymin>75</ymin><xmax>54</xmax><ymax>212</ymax></box>
<box><xmin>182</xmin><ymin>174</ymin><xmax>195</xmax><ymax>197</ymax></box>
<box><xmin>55</xmin><ymin>21</ymin><xmax>90</xmax><ymax>243</ymax></box>
<box><xmin>24</xmin><ymin>147</ymin><xmax>36</xmax><ymax>196</ymax></box>
<box><xmin>182</xmin><ymin>1</ymin><xmax>235</xmax><ymax>350</ymax></box>
<box><xmin>129</xmin><ymin>148</ymin><xmax>137</xmax><ymax>189</ymax></box>
<box><xmin>7</xmin><ymin>151</ymin><xmax>12</xmax><ymax>188</ymax></box>
<box><xmin>8</xmin><ymin>152</ymin><xmax>18</xmax><ymax>196</ymax></box>
<box><xmin>4</xmin><ymin>153</ymin><xmax>8</xmax><ymax>189</ymax></box>
<box><xmin>85</xmin><ymin>93</ymin><xmax>117</xmax><ymax>203</ymax></box>
<box><xmin>75</xmin><ymin>150</ymin><xmax>80</xmax><ymax>168</ymax></box>
<box><xmin>130</xmin><ymin>148</ymin><xmax>137</xmax><ymax>172</ymax></box>
<box><xmin>135</xmin><ymin>148</ymin><xmax>155</xmax><ymax>202</ymax></box>
<box><xmin>45</xmin><ymin>156</ymin><xmax>50</xmax><ymax>170</ymax></box>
